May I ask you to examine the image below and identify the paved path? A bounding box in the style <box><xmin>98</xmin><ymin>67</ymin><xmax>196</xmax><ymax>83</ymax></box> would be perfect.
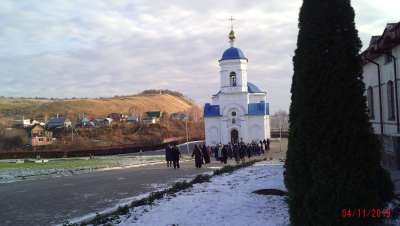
<box><xmin>0</xmin><ymin>139</ymin><xmax>287</xmax><ymax>226</ymax></box>
<box><xmin>0</xmin><ymin>161</ymin><xmax>217</xmax><ymax>226</ymax></box>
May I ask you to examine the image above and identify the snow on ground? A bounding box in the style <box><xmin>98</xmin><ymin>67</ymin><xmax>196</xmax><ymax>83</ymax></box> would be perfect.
<box><xmin>105</xmin><ymin>161</ymin><xmax>289</xmax><ymax>226</ymax></box>
<box><xmin>63</xmin><ymin>174</ymin><xmax>207</xmax><ymax>226</ymax></box>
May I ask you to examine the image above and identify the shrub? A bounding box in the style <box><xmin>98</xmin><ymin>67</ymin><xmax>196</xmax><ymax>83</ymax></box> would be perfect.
<box><xmin>285</xmin><ymin>1</ymin><xmax>394</xmax><ymax>225</ymax></box>
<box><xmin>191</xmin><ymin>174</ymin><xmax>211</xmax><ymax>184</ymax></box>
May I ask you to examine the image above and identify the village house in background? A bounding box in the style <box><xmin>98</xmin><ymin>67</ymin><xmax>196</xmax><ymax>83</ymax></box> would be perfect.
<box><xmin>4</xmin><ymin>107</ymin><xmax>184</xmax><ymax>150</ymax></box>
<box><xmin>94</xmin><ymin>118</ymin><xmax>112</xmax><ymax>127</ymax></box>
<box><xmin>14</xmin><ymin>118</ymin><xmax>45</xmax><ymax>128</ymax></box>
<box><xmin>14</xmin><ymin>118</ymin><xmax>33</xmax><ymax>128</ymax></box>
<box><xmin>171</xmin><ymin>112</ymin><xmax>189</xmax><ymax>121</ymax></box>
<box><xmin>361</xmin><ymin>22</ymin><xmax>400</xmax><ymax>169</ymax></box>
<box><xmin>29</xmin><ymin>124</ymin><xmax>53</xmax><ymax>146</ymax></box>
<box><xmin>143</xmin><ymin>111</ymin><xmax>162</xmax><ymax>124</ymax></box>
<box><xmin>79</xmin><ymin>116</ymin><xmax>95</xmax><ymax>127</ymax></box>
<box><xmin>47</xmin><ymin>116</ymin><xmax>72</xmax><ymax>129</ymax></box>
<box><xmin>107</xmin><ymin>113</ymin><xmax>127</xmax><ymax>122</ymax></box>
<box><xmin>77</xmin><ymin>116</ymin><xmax>112</xmax><ymax>128</ymax></box>
<box><xmin>126</xmin><ymin>116</ymin><xmax>139</xmax><ymax>124</ymax></box>
<box><xmin>204</xmin><ymin>26</ymin><xmax>271</xmax><ymax>145</ymax></box>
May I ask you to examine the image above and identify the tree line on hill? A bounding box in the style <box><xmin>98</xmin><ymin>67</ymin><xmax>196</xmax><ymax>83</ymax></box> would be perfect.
<box><xmin>0</xmin><ymin>89</ymin><xmax>189</xmax><ymax>101</ymax></box>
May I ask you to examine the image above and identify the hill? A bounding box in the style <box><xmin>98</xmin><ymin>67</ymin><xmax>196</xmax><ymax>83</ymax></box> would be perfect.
<box><xmin>0</xmin><ymin>91</ymin><xmax>200</xmax><ymax>126</ymax></box>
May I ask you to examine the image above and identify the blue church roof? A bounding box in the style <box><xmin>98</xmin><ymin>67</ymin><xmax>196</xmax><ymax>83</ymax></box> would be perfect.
<box><xmin>204</xmin><ymin>103</ymin><xmax>221</xmax><ymax>117</ymax></box>
<box><xmin>220</xmin><ymin>47</ymin><xmax>247</xmax><ymax>61</ymax></box>
<box><xmin>247</xmin><ymin>82</ymin><xmax>263</xmax><ymax>93</ymax></box>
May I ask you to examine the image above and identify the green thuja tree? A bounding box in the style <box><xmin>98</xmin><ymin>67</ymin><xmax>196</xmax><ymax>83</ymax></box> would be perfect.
<box><xmin>284</xmin><ymin>0</ymin><xmax>394</xmax><ymax>226</ymax></box>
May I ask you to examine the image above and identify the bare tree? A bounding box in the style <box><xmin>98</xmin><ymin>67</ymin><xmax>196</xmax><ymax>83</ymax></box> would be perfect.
<box><xmin>270</xmin><ymin>110</ymin><xmax>289</xmax><ymax>131</ymax></box>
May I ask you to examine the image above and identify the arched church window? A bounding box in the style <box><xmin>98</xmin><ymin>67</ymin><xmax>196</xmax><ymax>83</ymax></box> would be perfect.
<box><xmin>229</xmin><ymin>72</ymin><xmax>237</xmax><ymax>87</ymax></box>
<box><xmin>232</xmin><ymin>118</ymin><xmax>236</xmax><ymax>124</ymax></box>
<box><xmin>231</xmin><ymin>111</ymin><xmax>236</xmax><ymax>117</ymax></box>
<box><xmin>387</xmin><ymin>81</ymin><xmax>395</xmax><ymax>120</ymax></box>
<box><xmin>367</xmin><ymin>86</ymin><xmax>374</xmax><ymax>119</ymax></box>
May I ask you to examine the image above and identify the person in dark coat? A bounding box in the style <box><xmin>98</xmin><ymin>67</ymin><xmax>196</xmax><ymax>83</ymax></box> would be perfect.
<box><xmin>259</xmin><ymin>140</ymin><xmax>264</xmax><ymax>155</ymax></box>
<box><xmin>228</xmin><ymin>144</ymin><xmax>233</xmax><ymax>159</ymax></box>
<box><xmin>262</xmin><ymin>139</ymin><xmax>267</xmax><ymax>154</ymax></box>
<box><xmin>221</xmin><ymin>145</ymin><xmax>228</xmax><ymax>164</ymax></box>
<box><xmin>239</xmin><ymin>143</ymin><xmax>246</xmax><ymax>163</ymax></box>
<box><xmin>171</xmin><ymin>144</ymin><xmax>181</xmax><ymax>169</ymax></box>
<box><xmin>233</xmin><ymin>144</ymin><xmax>240</xmax><ymax>164</ymax></box>
<box><xmin>266</xmin><ymin>138</ymin><xmax>270</xmax><ymax>151</ymax></box>
<box><xmin>213</xmin><ymin>146</ymin><xmax>218</xmax><ymax>161</ymax></box>
<box><xmin>202</xmin><ymin>145</ymin><xmax>210</xmax><ymax>164</ymax></box>
<box><xmin>257</xmin><ymin>142</ymin><xmax>262</xmax><ymax>156</ymax></box>
<box><xmin>165</xmin><ymin>144</ymin><xmax>173</xmax><ymax>167</ymax></box>
<box><xmin>192</xmin><ymin>145</ymin><xmax>203</xmax><ymax>168</ymax></box>
<box><xmin>217</xmin><ymin>144</ymin><xmax>223</xmax><ymax>162</ymax></box>
<box><xmin>247</xmin><ymin>143</ymin><xmax>252</xmax><ymax>159</ymax></box>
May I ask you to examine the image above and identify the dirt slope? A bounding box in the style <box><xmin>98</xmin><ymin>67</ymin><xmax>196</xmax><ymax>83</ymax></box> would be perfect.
<box><xmin>0</xmin><ymin>93</ymin><xmax>200</xmax><ymax>125</ymax></box>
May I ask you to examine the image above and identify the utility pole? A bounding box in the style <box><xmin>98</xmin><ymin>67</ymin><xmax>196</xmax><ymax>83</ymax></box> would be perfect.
<box><xmin>185</xmin><ymin>115</ymin><xmax>190</xmax><ymax>155</ymax></box>
<box><xmin>279</xmin><ymin>115</ymin><xmax>282</xmax><ymax>153</ymax></box>
<box><xmin>71</xmin><ymin>127</ymin><xmax>74</xmax><ymax>143</ymax></box>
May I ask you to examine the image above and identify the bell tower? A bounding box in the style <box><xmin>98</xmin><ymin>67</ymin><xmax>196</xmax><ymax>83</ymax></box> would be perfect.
<box><xmin>219</xmin><ymin>21</ymin><xmax>248</xmax><ymax>93</ymax></box>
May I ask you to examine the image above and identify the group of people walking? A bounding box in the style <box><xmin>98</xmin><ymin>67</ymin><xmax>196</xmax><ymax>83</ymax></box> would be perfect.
<box><xmin>165</xmin><ymin>139</ymin><xmax>270</xmax><ymax>169</ymax></box>
<box><xmin>210</xmin><ymin>139</ymin><xmax>270</xmax><ymax>165</ymax></box>
<box><xmin>164</xmin><ymin>144</ymin><xmax>181</xmax><ymax>169</ymax></box>
<box><xmin>192</xmin><ymin>144</ymin><xmax>211</xmax><ymax>168</ymax></box>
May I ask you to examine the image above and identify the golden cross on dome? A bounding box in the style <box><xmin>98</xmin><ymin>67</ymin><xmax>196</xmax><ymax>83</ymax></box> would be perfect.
<box><xmin>228</xmin><ymin>16</ymin><xmax>236</xmax><ymax>46</ymax></box>
<box><xmin>229</xmin><ymin>16</ymin><xmax>235</xmax><ymax>30</ymax></box>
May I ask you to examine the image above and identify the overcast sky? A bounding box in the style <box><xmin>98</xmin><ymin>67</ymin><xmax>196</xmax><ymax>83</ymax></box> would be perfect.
<box><xmin>0</xmin><ymin>0</ymin><xmax>399</xmax><ymax>113</ymax></box>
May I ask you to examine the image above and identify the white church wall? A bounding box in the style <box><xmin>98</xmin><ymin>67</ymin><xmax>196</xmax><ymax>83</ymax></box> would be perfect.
<box><xmin>249</xmin><ymin>124</ymin><xmax>262</xmax><ymax>142</ymax></box>
<box><xmin>204</xmin><ymin>117</ymin><xmax>221</xmax><ymax>145</ymax></box>
<box><xmin>221</xmin><ymin>102</ymin><xmax>247</xmax><ymax>117</ymax></box>
<box><xmin>363</xmin><ymin>61</ymin><xmax>381</xmax><ymax>134</ymax></box>
<box><xmin>246</xmin><ymin>116</ymin><xmax>269</xmax><ymax>143</ymax></box>
<box><xmin>219</xmin><ymin>93</ymin><xmax>249</xmax><ymax>114</ymax></box>
<box><xmin>264</xmin><ymin>115</ymin><xmax>271</xmax><ymax>139</ymax></box>
<box><xmin>363</xmin><ymin>45</ymin><xmax>400</xmax><ymax>136</ymax></box>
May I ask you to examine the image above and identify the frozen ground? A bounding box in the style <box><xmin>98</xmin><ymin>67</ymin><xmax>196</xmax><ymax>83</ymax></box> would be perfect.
<box><xmin>0</xmin><ymin>155</ymin><xmax>191</xmax><ymax>184</ymax></box>
<box><xmin>101</xmin><ymin>161</ymin><xmax>290</xmax><ymax>226</ymax></box>
<box><xmin>0</xmin><ymin>141</ymin><xmax>203</xmax><ymax>184</ymax></box>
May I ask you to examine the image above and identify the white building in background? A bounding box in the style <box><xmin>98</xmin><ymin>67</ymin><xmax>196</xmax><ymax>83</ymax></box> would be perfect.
<box><xmin>204</xmin><ymin>27</ymin><xmax>271</xmax><ymax>145</ymax></box>
<box><xmin>361</xmin><ymin>22</ymin><xmax>400</xmax><ymax>169</ymax></box>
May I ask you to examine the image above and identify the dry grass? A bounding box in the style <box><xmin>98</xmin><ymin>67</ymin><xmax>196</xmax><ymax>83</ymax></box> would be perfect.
<box><xmin>48</xmin><ymin>120</ymin><xmax>204</xmax><ymax>150</ymax></box>
<box><xmin>0</xmin><ymin>94</ymin><xmax>200</xmax><ymax>124</ymax></box>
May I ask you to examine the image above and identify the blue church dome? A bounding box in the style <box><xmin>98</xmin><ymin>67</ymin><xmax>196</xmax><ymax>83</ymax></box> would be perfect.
<box><xmin>220</xmin><ymin>47</ymin><xmax>247</xmax><ymax>61</ymax></box>
<box><xmin>247</xmin><ymin>82</ymin><xmax>263</xmax><ymax>93</ymax></box>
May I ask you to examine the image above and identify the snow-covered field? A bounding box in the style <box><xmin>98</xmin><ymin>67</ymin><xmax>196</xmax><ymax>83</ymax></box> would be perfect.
<box><xmin>103</xmin><ymin>161</ymin><xmax>290</xmax><ymax>226</ymax></box>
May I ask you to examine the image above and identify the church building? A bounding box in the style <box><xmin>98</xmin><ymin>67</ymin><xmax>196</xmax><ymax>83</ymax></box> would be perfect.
<box><xmin>204</xmin><ymin>27</ymin><xmax>271</xmax><ymax>145</ymax></box>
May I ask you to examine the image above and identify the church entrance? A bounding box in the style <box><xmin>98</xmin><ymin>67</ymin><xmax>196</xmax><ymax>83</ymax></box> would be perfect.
<box><xmin>231</xmin><ymin>129</ymin><xmax>239</xmax><ymax>144</ymax></box>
